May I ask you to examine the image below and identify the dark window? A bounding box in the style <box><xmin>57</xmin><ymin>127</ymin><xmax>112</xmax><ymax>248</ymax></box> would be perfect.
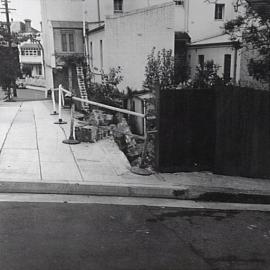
<box><xmin>69</xmin><ymin>33</ymin><xmax>75</xmax><ymax>52</ymax></box>
<box><xmin>38</xmin><ymin>64</ymin><xmax>42</xmax><ymax>75</ymax></box>
<box><xmin>215</xmin><ymin>4</ymin><xmax>225</xmax><ymax>20</ymax></box>
<box><xmin>38</xmin><ymin>50</ymin><xmax>41</xmax><ymax>56</ymax></box>
<box><xmin>61</xmin><ymin>33</ymin><xmax>68</xmax><ymax>52</ymax></box>
<box><xmin>100</xmin><ymin>40</ymin><xmax>103</xmax><ymax>68</ymax></box>
<box><xmin>224</xmin><ymin>54</ymin><xmax>231</xmax><ymax>81</ymax></box>
<box><xmin>198</xmin><ymin>55</ymin><xmax>204</xmax><ymax>68</ymax></box>
<box><xmin>61</xmin><ymin>32</ymin><xmax>75</xmax><ymax>52</ymax></box>
<box><xmin>90</xmin><ymin>42</ymin><xmax>93</xmax><ymax>67</ymax></box>
<box><xmin>175</xmin><ymin>1</ymin><xmax>184</xmax><ymax>6</ymax></box>
<box><xmin>114</xmin><ymin>0</ymin><xmax>123</xmax><ymax>13</ymax></box>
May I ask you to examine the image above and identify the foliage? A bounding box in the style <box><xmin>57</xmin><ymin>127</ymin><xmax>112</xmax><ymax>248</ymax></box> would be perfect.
<box><xmin>60</xmin><ymin>54</ymin><xmax>86</xmax><ymax>67</ymax></box>
<box><xmin>0</xmin><ymin>25</ymin><xmax>21</xmax><ymax>99</ymax></box>
<box><xmin>191</xmin><ymin>60</ymin><xmax>223</xmax><ymax>88</ymax></box>
<box><xmin>86</xmin><ymin>67</ymin><xmax>125</xmax><ymax>108</ymax></box>
<box><xmin>224</xmin><ymin>0</ymin><xmax>270</xmax><ymax>83</ymax></box>
<box><xmin>101</xmin><ymin>66</ymin><xmax>123</xmax><ymax>86</ymax></box>
<box><xmin>143</xmin><ymin>47</ymin><xmax>175</xmax><ymax>91</ymax></box>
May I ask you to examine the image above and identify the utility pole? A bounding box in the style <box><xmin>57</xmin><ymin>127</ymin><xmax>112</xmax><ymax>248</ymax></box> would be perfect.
<box><xmin>0</xmin><ymin>0</ymin><xmax>15</xmax><ymax>48</ymax></box>
<box><xmin>0</xmin><ymin>0</ymin><xmax>16</xmax><ymax>98</ymax></box>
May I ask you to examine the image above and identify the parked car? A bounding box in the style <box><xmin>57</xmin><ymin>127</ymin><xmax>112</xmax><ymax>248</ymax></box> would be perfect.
<box><xmin>16</xmin><ymin>79</ymin><xmax>26</xmax><ymax>89</ymax></box>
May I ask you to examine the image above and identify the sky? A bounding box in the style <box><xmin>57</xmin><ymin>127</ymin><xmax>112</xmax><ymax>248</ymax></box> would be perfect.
<box><xmin>1</xmin><ymin>0</ymin><xmax>42</xmax><ymax>30</ymax></box>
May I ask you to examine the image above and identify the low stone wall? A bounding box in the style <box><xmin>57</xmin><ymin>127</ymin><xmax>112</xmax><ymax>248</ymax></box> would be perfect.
<box><xmin>25</xmin><ymin>77</ymin><xmax>46</xmax><ymax>88</ymax></box>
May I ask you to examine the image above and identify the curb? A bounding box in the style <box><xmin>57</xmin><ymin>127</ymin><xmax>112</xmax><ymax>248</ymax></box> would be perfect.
<box><xmin>0</xmin><ymin>181</ymin><xmax>189</xmax><ymax>200</ymax></box>
<box><xmin>1</xmin><ymin>181</ymin><xmax>270</xmax><ymax>204</ymax></box>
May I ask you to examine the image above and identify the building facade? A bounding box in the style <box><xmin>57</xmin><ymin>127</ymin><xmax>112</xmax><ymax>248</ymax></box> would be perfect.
<box><xmin>86</xmin><ymin>0</ymin><xmax>242</xmax><ymax>90</ymax></box>
<box><xmin>40</xmin><ymin>0</ymin><xmax>266</xmax><ymax>92</ymax></box>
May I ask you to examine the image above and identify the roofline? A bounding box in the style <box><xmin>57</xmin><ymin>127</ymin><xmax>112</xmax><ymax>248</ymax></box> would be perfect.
<box><xmin>87</xmin><ymin>25</ymin><xmax>105</xmax><ymax>34</ymax></box>
<box><xmin>106</xmin><ymin>2</ymin><xmax>174</xmax><ymax>20</ymax></box>
<box><xmin>191</xmin><ymin>34</ymin><xmax>230</xmax><ymax>44</ymax></box>
<box><xmin>189</xmin><ymin>41</ymin><xmax>234</xmax><ymax>48</ymax></box>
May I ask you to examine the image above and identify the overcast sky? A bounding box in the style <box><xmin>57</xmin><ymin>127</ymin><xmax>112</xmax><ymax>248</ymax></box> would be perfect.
<box><xmin>1</xmin><ymin>0</ymin><xmax>42</xmax><ymax>30</ymax></box>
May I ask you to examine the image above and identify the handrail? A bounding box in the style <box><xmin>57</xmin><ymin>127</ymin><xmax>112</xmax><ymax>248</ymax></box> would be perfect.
<box><xmin>60</xmin><ymin>85</ymin><xmax>145</xmax><ymax>118</ymax></box>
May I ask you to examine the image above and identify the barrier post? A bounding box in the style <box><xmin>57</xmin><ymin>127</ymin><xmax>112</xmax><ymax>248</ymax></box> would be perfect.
<box><xmin>50</xmin><ymin>88</ymin><xmax>59</xmax><ymax>115</ymax></box>
<box><xmin>54</xmin><ymin>84</ymin><xmax>67</xmax><ymax>124</ymax></box>
<box><xmin>63</xmin><ymin>96</ymin><xmax>80</xmax><ymax>145</ymax></box>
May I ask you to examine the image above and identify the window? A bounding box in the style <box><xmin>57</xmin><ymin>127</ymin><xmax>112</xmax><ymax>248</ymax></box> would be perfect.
<box><xmin>38</xmin><ymin>64</ymin><xmax>42</xmax><ymax>75</ymax></box>
<box><xmin>90</xmin><ymin>42</ymin><xmax>93</xmax><ymax>67</ymax></box>
<box><xmin>61</xmin><ymin>33</ymin><xmax>68</xmax><ymax>52</ymax></box>
<box><xmin>61</xmin><ymin>32</ymin><xmax>75</xmax><ymax>52</ymax></box>
<box><xmin>175</xmin><ymin>0</ymin><xmax>184</xmax><ymax>6</ymax></box>
<box><xmin>198</xmin><ymin>55</ymin><xmax>204</xmax><ymax>68</ymax></box>
<box><xmin>69</xmin><ymin>33</ymin><xmax>75</xmax><ymax>52</ymax></box>
<box><xmin>100</xmin><ymin>40</ymin><xmax>103</xmax><ymax>68</ymax></box>
<box><xmin>114</xmin><ymin>0</ymin><xmax>123</xmax><ymax>13</ymax></box>
<box><xmin>224</xmin><ymin>54</ymin><xmax>231</xmax><ymax>81</ymax></box>
<box><xmin>215</xmin><ymin>4</ymin><xmax>225</xmax><ymax>20</ymax></box>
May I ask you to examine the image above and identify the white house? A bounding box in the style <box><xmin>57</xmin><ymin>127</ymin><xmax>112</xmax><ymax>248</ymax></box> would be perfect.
<box><xmin>87</xmin><ymin>0</ymin><xmax>242</xmax><ymax>90</ymax></box>
<box><xmin>19</xmin><ymin>40</ymin><xmax>44</xmax><ymax>77</ymax></box>
<box><xmin>40</xmin><ymin>0</ymin><xmax>267</xmax><ymax>92</ymax></box>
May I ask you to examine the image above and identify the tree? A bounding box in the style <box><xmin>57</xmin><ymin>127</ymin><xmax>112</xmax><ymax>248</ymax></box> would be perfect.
<box><xmin>191</xmin><ymin>60</ymin><xmax>223</xmax><ymax>88</ymax></box>
<box><xmin>143</xmin><ymin>47</ymin><xmax>175</xmax><ymax>91</ymax></box>
<box><xmin>0</xmin><ymin>24</ymin><xmax>21</xmax><ymax>100</ymax></box>
<box><xmin>224</xmin><ymin>0</ymin><xmax>270</xmax><ymax>84</ymax></box>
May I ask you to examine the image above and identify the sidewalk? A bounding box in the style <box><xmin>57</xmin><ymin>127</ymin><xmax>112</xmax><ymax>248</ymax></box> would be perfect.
<box><xmin>0</xmin><ymin>99</ymin><xmax>270</xmax><ymax>203</ymax></box>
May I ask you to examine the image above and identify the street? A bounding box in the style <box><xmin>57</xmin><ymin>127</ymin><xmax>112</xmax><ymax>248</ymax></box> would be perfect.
<box><xmin>0</xmin><ymin>196</ymin><xmax>270</xmax><ymax>270</ymax></box>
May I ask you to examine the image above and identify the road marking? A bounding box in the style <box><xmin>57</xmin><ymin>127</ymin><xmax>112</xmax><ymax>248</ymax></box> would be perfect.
<box><xmin>0</xmin><ymin>193</ymin><xmax>270</xmax><ymax>211</ymax></box>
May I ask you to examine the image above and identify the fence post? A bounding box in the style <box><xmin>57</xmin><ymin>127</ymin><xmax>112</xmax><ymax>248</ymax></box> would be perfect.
<box><xmin>54</xmin><ymin>84</ymin><xmax>67</xmax><ymax>124</ymax></box>
<box><xmin>155</xmin><ymin>84</ymin><xmax>160</xmax><ymax>171</ymax></box>
<box><xmin>130</xmin><ymin>100</ymin><xmax>152</xmax><ymax>176</ymax></box>
<box><xmin>50</xmin><ymin>88</ymin><xmax>59</xmax><ymax>115</ymax></box>
<box><xmin>63</xmin><ymin>96</ymin><xmax>80</xmax><ymax>145</ymax></box>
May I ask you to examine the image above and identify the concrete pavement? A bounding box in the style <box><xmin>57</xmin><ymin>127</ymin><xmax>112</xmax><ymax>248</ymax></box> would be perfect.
<box><xmin>1</xmin><ymin>98</ymin><xmax>270</xmax><ymax>202</ymax></box>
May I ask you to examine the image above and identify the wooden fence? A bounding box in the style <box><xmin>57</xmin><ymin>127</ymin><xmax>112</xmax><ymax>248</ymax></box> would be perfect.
<box><xmin>157</xmin><ymin>86</ymin><xmax>270</xmax><ymax>179</ymax></box>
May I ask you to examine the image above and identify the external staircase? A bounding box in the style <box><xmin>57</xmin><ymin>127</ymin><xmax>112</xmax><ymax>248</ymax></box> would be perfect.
<box><xmin>76</xmin><ymin>65</ymin><xmax>89</xmax><ymax>111</ymax></box>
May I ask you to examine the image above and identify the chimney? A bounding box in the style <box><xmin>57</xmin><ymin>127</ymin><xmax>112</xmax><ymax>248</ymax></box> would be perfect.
<box><xmin>24</xmin><ymin>19</ymin><xmax>31</xmax><ymax>33</ymax></box>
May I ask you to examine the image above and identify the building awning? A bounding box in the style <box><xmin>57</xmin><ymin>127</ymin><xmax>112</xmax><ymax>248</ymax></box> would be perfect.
<box><xmin>51</xmin><ymin>21</ymin><xmax>83</xmax><ymax>29</ymax></box>
<box><xmin>21</xmin><ymin>43</ymin><xmax>40</xmax><ymax>49</ymax></box>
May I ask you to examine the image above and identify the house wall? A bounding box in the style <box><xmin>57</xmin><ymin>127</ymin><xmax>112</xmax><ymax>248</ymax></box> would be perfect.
<box><xmin>88</xmin><ymin>30</ymin><xmax>105</xmax><ymax>71</ymax></box>
<box><xmin>41</xmin><ymin>0</ymin><xmax>83</xmax><ymax>21</ymax></box>
<box><xmin>85</xmin><ymin>0</ymin><xmax>169</xmax><ymax>22</ymax></box>
<box><xmin>53</xmin><ymin>29</ymin><xmax>84</xmax><ymax>55</ymax></box>
<box><xmin>188</xmin><ymin>45</ymin><xmax>241</xmax><ymax>82</ymax></box>
<box><xmin>40</xmin><ymin>0</ymin><xmax>85</xmax><ymax>90</ymax></box>
<box><xmin>31</xmin><ymin>64</ymin><xmax>43</xmax><ymax>76</ymax></box>
<box><xmin>187</xmin><ymin>0</ymin><xmax>237</xmax><ymax>42</ymax></box>
<box><xmin>103</xmin><ymin>2</ymin><xmax>175</xmax><ymax>90</ymax></box>
<box><xmin>40</xmin><ymin>0</ymin><xmax>57</xmax><ymax>90</ymax></box>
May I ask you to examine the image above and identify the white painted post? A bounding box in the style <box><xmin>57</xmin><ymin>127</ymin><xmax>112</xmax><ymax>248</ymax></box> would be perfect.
<box><xmin>54</xmin><ymin>84</ymin><xmax>67</xmax><ymax>124</ymax></box>
<box><xmin>59</xmin><ymin>84</ymin><xmax>62</xmax><ymax>119</ymax></box>
<box><xmin>50</xmin><ymin>88</ymin><xmax>58</xmax><ymax>115</ymax></box>
<box><xmin>61</xmin><ymin>90</ymin><xmax>65</xmax><ymax>107</ymax></box>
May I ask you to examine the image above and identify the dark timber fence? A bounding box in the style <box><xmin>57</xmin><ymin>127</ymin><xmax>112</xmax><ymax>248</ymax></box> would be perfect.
<box><xmin>157</xmin><ymin>86</ymin><xmax>270</xmax><ymax>179</ymax></box>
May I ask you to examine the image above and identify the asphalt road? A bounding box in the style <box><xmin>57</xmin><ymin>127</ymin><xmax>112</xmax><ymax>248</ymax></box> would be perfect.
<box><xmin>0</xmin><ymin>88</ymin><xmax>47</xmax><ymax>102</ymax></box>
<box><xmin>0</xmin><ymin>201</ymin><xmax>270</xmax><ymax>270</ymax></box>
